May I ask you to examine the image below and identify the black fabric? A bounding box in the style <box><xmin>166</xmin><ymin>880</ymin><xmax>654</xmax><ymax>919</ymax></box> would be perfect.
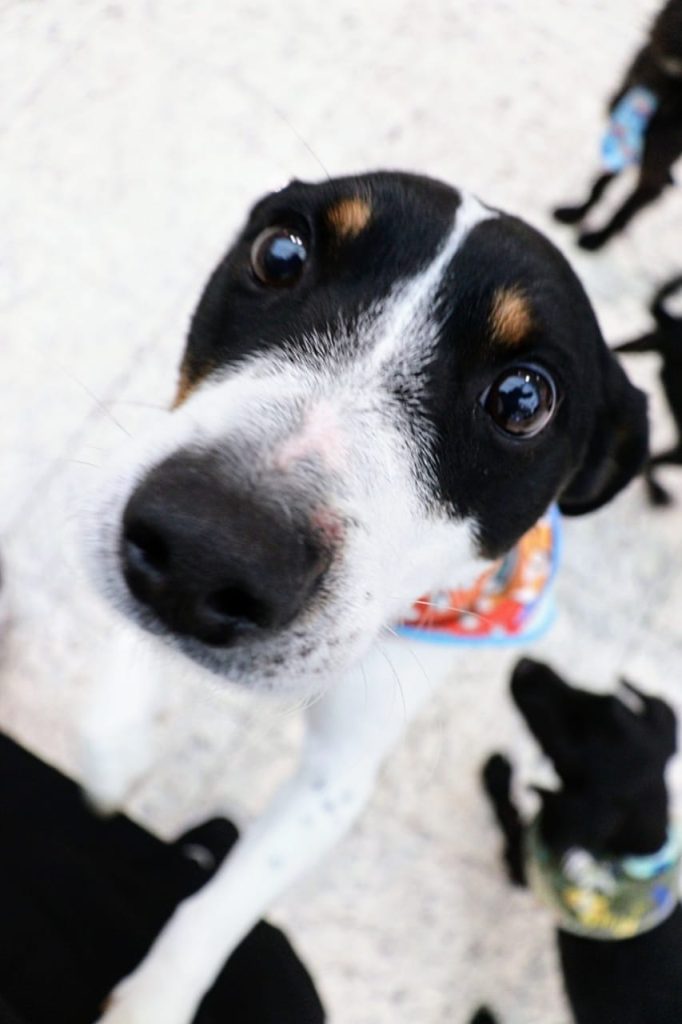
<box><xmin>558</xmin><ymin>905</ymin><xmax>682</xmax><ymax>1024</ymax></box>
<box><xmin>0</xmin><ymin>732</ymin><xmax>325</xmax><ymax>1024</ymax></box>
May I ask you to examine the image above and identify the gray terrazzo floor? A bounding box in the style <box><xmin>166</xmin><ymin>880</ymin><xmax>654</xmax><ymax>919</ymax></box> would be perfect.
<box><xmin>2</xmin><ymin>2</ymin><xmax>681</xmax><ymax>1021</ymax></box>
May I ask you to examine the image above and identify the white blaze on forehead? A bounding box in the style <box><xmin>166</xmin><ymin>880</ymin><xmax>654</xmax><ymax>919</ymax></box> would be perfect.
<box><xmin>366</xmin><ymin>190</ymin><xmax>496</xmax><ymax>372</ymax></box>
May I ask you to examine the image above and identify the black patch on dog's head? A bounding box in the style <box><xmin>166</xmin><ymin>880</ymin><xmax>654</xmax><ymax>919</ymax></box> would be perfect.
<box><xmin>181</xmin><ymin>172</ymin><xmax>461</xmax><ymax>394</ymax></box>
<box><xmin>422</xmin><ymin>215</ymin><xmax>648</xmax><ymax>556</ymax></box>
<box><xmin>179</xmin><ymin>173</ymin><xmax>648</xmax><ymax>562</ymax></box>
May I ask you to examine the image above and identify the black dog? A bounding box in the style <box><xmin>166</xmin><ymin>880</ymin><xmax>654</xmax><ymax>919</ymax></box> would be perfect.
<box><xmin>554</xmin><ymin>0</ymin><xmax>682</xmax><ymax>250</ymax></box>
<box><xmin>480</xmin><ymin>658</ymin><xmax>682</xmax><ymax>1024</ymax></box>
<box><xmin>616</xmin><ymin>274</ymin><xmax>682</xmax><ymax>505</ymax></box>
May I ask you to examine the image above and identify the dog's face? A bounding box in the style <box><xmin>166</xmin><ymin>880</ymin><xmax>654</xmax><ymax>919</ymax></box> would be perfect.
<box><xmin>511</xmin><ymin>658</ymin><xmax>677</xmax><ymax>855</ymax></box>
<box><xmin>85</xmin><ymin>172</ymin><xmax>648</xmax><ymax>697</ymax></box>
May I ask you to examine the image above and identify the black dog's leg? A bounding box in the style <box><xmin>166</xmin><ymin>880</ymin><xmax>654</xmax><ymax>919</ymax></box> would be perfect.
<box><xmin>577</xmin><ymin>179</ymin><xmax>669</xmax><ymax>250</ymax></box>
<box><xmin>553</xmin><ymin>171</ymin><xmax>617</xmax><ymax>225</ymax></box>
<box><xmin>652</xmin><ymin>273</ymin><xmax>682</xmax><ymax>324</ymax></box>
<box><xmin>481</xmin><ymin>754</ymin><xmax>526</xmax><ymax>887</ymax></box>
<box><xmin>649</xmin><ymin>446</ymin><xmax>682</xmax><ymax>470</ymax></box>
<box><xmin>645</xmin><ymin>444</ymin><xmax>682</xmax><ymax>505</ymax></box>
<box><xmin>615</xmin><ymin>331</ymin><xmax>661</xmax><ymax>355</ymax></box>
<box><xmin>578</xmin><ymin>119</ymin><xmax>682</xmax><ymax>250</ymax></box>
<box><xmin>644</xmin><ymin>467</ymin><xmax>674</xmax><ymax>507</ymax></box>
<box><xmin>469</xmin><ymin>1009</ymin><xmax>500</xmax><ymax>1024</ymax></box>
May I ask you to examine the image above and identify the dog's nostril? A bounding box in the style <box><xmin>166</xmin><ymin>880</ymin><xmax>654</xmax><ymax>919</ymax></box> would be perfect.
<box><xmin>204</xmin><ymin>587</ymin><xmax>271</xmax><ymax>629</ymax></box>
<box><xmin>124</xmin><ymin>521</ymin><xmax>170</xmax><ymax>575</ymax></box>
<box><xmin>122</xmin><ymin>521</ymin><xmax>171</xmax><ymax>606</ymax></box>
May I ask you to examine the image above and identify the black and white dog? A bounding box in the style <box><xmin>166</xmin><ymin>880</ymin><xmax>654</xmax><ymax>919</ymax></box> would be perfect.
<box><xmin>80</xmin><ymin>172</ymin><xmax>648</xmax><ymax>1023</ymax></box>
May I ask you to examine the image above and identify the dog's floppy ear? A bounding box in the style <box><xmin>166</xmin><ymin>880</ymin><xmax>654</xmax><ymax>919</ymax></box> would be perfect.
<box><xmin>559</xmin><ymin>347</ymin><xmax>649</xmax><ymax>516</ymax></box>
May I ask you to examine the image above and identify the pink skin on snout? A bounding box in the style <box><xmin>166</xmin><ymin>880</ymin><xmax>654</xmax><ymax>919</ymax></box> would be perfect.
<box><xmin>310</xmin><ymin>506</ymin><xmax>346</xmax><ymax>549</ymax></box>
<box><xmin>274</xmin><ymin>402</ymin><xmax>348</xmax><ymax>553</ymax></box>
<box><xmin>275</xmin><ymin>402</ymin><xmax>347</xmax><ymax>473</ymax></box>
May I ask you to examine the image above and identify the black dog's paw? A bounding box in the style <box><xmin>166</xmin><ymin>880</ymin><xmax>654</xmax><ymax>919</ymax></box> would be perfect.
<box><xmin>553</xmin><ymin>204</ymin><xmax>585</xmax><ymax>225</ymax></box>
<box><xmin>469</xmin><ymin>1008</ymin><xmax>499</xmax><ymax>1024</ymax></box>
<box><xmin>482</xmin><ymin>753</ymin><xmax>513</xmax><ymax>800</ymax></box>
<box><xmin>577</xmin><ymin>229</ymin><xmax>609</xmax><ymax>251</ymax></box>
<box><xmin>646</xmin><ymin>475</ymin><xmax>674</xmax><ymax>507</ymax></box>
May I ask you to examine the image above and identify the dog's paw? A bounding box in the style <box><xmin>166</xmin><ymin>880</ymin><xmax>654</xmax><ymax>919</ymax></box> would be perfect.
<box><xmin>552</xmin><ymin>204</ymin><xmax>585</xmax><ymax>225</ymax></box>
<box><xmin>469</xmin><ymin>1009</ymin><xmax>499</xmax><ymax>1024</ymax></box>
<box><xmin>94</xmin><ymin>972</ymin><xmax>197</xmax><ymax>1024</ymax></box>
<box><xmin>78</xmin><ymin>626</ymin><xmax>165</xmax><ymax>814</ymax></box>
<box><xmin>577</xmin><ymin>228</ymin><xmax>609</xmax><ymax>251</ymax></box>
<box><xmin>95</xmin><ymin>999</ymin><xmax>157</xmax><ymax>1024</ymax></box>
<box><xmin>79</xmin><ymin>721</ymin><xmax>155</xmax><ymax>815</ymax></box>
<box><xmin>646</xmin><ymin>474</ymin><xmax>674</xmax><ymax>507</ymax></box>
<box><xmin>481</xmin><ymin>753</ymin><xmax>513</xmax><ymax>800</ymax></box>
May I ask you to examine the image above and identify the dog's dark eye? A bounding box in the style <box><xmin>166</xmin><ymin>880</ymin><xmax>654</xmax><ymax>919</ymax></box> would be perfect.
<box><xmin>481</xmin><ymin>367</ymin><xmax>556</xmax><ymax>438</ymax></box>
<box><xmin>251</xmin><ymin>227</ymin><xmax>308</xmax><ymax>287</ymax></box>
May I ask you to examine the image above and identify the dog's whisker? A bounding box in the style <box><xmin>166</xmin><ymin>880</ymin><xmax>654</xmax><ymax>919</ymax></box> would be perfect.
<box><xmin>224</xmin><ymin>67</ymin><xmax>332</xmax><ymax>181</ymax></box>
<box><xmin>360</xmin><ymin>660</ymin><xmax>369</xmax><ymax>715</ymax></box>
<box><xmin>380</xmin><ymin>623</ymin><xmax>452</xmax><ymax>784</ymax></box>
<box><xmin>412</xmin><ymin>598</ymin><xmax>495</xmax><ymax>625</ymax></box>
<box><xmin>105</xmin><ymin>399</ymin><xmax>168</xmax><ymax>411</ymax></box>
<box><xmin>270</xmin><ymin>108</ymin><xmax>331</xmax><ymax>182</ymax></box>
<box><xmin>387</xmin><ymin>594</ymin><xmax>495</xmax><ymax>627</ymax></box>
<box><xmin>380</xmin><ymin>623</ymin><xmax>435</xmax><ymax>691</ymax></box>
<box><xmin>47</xmin><ymin>359</ymin><xmax>133</xmax><ymax>438</ymax></box>
<box><xmin>298</xmin><ymin>688</ymin><xmax>327</xmax><ymax>716</ymax></box>
<box><xmin>5</xmin><ymin>450</ymin><xmax>102</xmax><ymax>470</ymax></box>
<box><xmin>260</xmin><ymin>685</ymin><xmax>325</xmax><ymax>722</ymax></box>
<box><xmin>375</xmin><ymin>639</ymin><xmax>408</xmax><ymax>721</ymax></box>
<box><xmin>280</xmin><ymin>690</ymin><xmax>320</xmax><ymax>718</ymax></box>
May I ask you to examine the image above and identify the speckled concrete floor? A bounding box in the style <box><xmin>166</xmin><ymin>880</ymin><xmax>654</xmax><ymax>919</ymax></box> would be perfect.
<box><xmin>2</xmin><ymin>2</ymin><xmax>682</xmax><ymax>1021</ymax></box>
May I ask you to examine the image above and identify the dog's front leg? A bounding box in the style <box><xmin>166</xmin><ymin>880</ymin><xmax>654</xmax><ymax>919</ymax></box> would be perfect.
<box><xmin>80</xmin><ymin>626</ymin><xmax>168</xmax><ymax>813</ymax></box>
<box><xmin>96</xmin><ymin>639</ymin><xmax>440</xmax><ymax>1024</ymax></box>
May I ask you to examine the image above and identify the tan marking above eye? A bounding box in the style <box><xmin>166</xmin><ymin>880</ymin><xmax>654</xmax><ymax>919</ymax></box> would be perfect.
<box><xmin>490</xmin><ymin>287</ymin><xmax>534</xmax><ymax>348</ymax></box>
<box><xmin>325</xmin><ymin>197</ymin><xmax>372</xmax><ymax>239</ymax></box>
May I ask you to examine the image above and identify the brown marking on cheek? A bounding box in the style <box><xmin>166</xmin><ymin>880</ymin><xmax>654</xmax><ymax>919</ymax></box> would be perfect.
<box><xmin>171</xmin><ymin>360</ymin><xmax>217</xmax><ymax>409</ymax></box>
<box><xmin>171</xmin><ymin>352</ymin><xmax>219</xmax><ymax>407</ymax></box>
<box><xmin>490</xmin><ymin>287</ymin><xmax>534</xmax><ymax>348</ymax></box>
<box><xmin>171</xmin><ymin>366</ymin><xmax>196</xmax><ymax>409</ymax></box>
<box><xmin>325</xmin><ymin>197</ymin><xmax>372</xmax><ymax>240</ymax></box>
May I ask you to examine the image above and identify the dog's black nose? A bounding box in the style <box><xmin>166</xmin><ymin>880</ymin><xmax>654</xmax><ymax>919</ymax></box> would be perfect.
<box><xmin>120</xmin><ymin>453</ymin><xmax>328</xmax><ymax>646</ymax></box>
